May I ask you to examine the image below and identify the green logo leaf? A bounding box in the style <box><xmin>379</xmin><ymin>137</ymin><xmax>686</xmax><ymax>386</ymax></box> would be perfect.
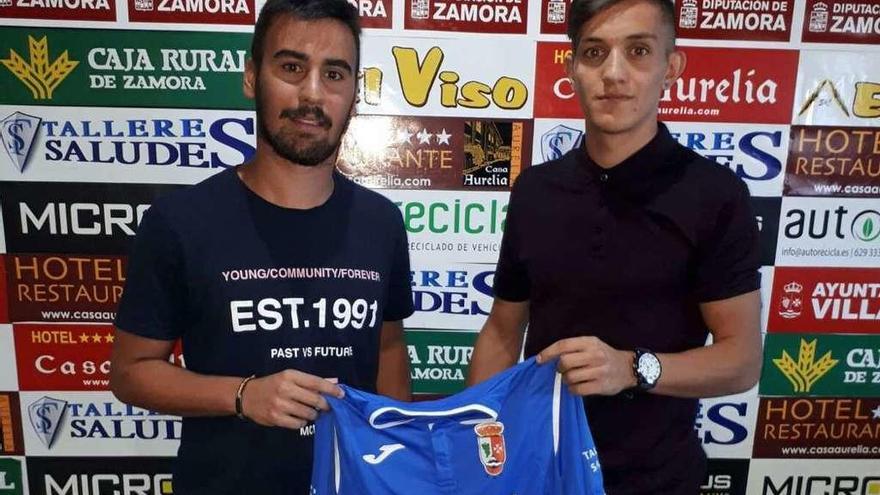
<box><xmin>852</xmin><ymin>211</ymin><xmax>880</xmax><ymax>242</ymax></box>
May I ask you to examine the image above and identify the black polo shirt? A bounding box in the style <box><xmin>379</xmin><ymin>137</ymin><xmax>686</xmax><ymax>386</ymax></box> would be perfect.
<box><xmin>493</xmin><ymin>123</ymin><xmax>760</xmax><ymax>494</ymax></box>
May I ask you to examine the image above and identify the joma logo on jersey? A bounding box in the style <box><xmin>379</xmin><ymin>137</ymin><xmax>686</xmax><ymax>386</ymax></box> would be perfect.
<box><xmin>1</xmin><ymin>36</ymin><xmax>78</xmax><ymax>100</ymax></box>
<box><xmin>773</xmin><ymin>338</ymin><xmax>838</xmax><ymax>393</ymax></box>
<box><xmin>798</xmin><ymin>79</ymin><xmax>880</xmax><ymax>119</ymax></box>
<box><xmin>362</xmin><ymin>444</ymin><xmax>405</xmax><ymax>464</ymax></box>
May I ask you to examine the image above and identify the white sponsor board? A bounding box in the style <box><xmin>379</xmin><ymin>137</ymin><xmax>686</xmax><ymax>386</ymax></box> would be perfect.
<box><xmin>531</xmin><ymin>118</ymin><xmax>583</xmax><ymax>165</ymax></box>
<box><xmin>793</xmin><ymin>50</ymin><xmax>880</xmax><ymax>127</ymax></box>
<box><xmin>20</xmin><ymin>391</ymin><xmax>181</xmax><ymax>456</ymax></box>
<box><xmin>379</xmin><ymin>189</ymin><xmax>509</xmax><ymax>264</ymax></box>
<box><xmin>531</xmin><ymin>119</ymin><xmax>788</xmax><ymax>197</ymax></box>
<box><xmin>407</xmin><ymin>262</ymin><xmax>494</xmax><ymax>331</ymax></box>
<box><xmin>0</xmin><ymin>106</ymin><xmax>254</xmax><ymax>184</ymax></box>
<box><xmin>358</xmin><ymin>37</ymin><xmax>535</xmax><ymax>119</ymax></box>
<box><xmin>775</xmin><ymin>197</ymin><xmax>880</xmax><ymax>267</ymax></box>
<box><xmin>746</xmin><ymin>459</ymin><xmax>880</xmax><ymax>495</ymax></box>
<box><xmin>697</xmin><ymin>385</ymin><xmax>760</xmax><ymax>459</ymax></box>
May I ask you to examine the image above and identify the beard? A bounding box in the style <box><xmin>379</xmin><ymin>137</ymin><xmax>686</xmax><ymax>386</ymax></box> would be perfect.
<box><xmin>255</xmin><ymin>80</ymin><xmax>352</xmax><ymax>167</ymax></box>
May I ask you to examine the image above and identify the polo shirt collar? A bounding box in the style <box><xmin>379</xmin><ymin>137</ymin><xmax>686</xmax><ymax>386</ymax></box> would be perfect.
<box><xmin>572</xmin><ymin>122</ymin><xmax>684</xmax><ymax>201</ymax></box>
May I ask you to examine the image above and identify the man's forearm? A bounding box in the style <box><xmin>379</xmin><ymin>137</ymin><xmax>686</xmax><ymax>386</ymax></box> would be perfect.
<box><xmin>111</xmin><ymin>359</ymin><xmax>242</xmax><ymax>417</ymax></box>
<box><xmin>466</xmin><ymin>321</ymin><xmax>523</xmax><ymax>386</ymax></box>
<box><xmin>652</xmin><ymin>336</ymin><xmax>762</xmax><ymax>398</ymax></box>
<box><xmin>376</xmin><ymin>320</ymin><xmax>411</xmax><ymax>401</ymax></box>
<box><xmin>377</xmin><ymin>337</ymin><xmax>411</xmax><ymax>401</ymax></box>
<box><xmin>650</xmin><ymin>290</ymin><xmax>763</xmax><ymax>398</ymax></box>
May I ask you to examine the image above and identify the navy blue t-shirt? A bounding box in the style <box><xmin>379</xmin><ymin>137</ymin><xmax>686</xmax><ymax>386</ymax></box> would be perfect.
<box><xmin>115</xmin><ymin>167</ymin><xmax>414</xmax><ymax>495</ymax></box>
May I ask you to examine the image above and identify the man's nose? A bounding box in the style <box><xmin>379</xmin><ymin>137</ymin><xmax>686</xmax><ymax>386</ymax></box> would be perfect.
<box><xmin>600</xmin><ymin>49</ymin><xmax>628</xmax><ymax>84</ymax></box>
<box><xmin>299</xmin><ymin>69</ymin><xmax>325</xmax><ymax>104</ymax></box>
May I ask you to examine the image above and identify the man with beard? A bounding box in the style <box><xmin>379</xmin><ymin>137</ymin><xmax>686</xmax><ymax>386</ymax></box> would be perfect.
<box><xmin>110</xmin><ymin>1</ymin><xmax>413</xmax><ymax>493</ymax></box>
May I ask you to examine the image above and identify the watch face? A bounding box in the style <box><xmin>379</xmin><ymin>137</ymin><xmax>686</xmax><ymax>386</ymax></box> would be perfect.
<box><xmin>638</xmin><ymin>353</ymin><xmax>662</xmax><ymax>384</ymax></box>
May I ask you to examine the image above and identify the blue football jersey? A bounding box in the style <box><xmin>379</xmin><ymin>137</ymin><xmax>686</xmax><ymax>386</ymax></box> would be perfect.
<box><xmin>311</xmin><ymin>357</ymin><xmax>605</xmax><ymax>495</ymax></box>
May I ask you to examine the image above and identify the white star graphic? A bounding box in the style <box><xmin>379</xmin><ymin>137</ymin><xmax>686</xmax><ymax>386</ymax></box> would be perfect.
<box><xmin>397</xmin><ymin>128</ymin><xmax>413</xmax><ymax>144</ymax></box>
<box><xmin>872</xmin><ymin>405</ymin><xmax>880</xmax><ymax>420</ymax></box>
<box><xmin>435</xmin><ymin>128</ymin><xmax>452</xmax><ymax>145</ymax></box>
<box><xmin>416</xmin><ymin>128</ymin><xmax>433</xmax><ymax>144</ymax></box>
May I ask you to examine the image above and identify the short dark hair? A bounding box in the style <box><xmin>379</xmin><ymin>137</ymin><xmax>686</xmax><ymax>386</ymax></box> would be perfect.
<box><xmin>567</xmin><ymin>0</ymin><xmax>676</xmax><ymax>50</ymax></box>
<box><xmin>251</xmin><ymin>0</ymin><xmax>362</xmax><ymax>71</ymax></box>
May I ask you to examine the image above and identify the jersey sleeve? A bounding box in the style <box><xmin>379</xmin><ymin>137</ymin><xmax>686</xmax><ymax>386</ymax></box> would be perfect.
<box><xmin>383</xmin><ymin>208</ymin><xmax>415</xmax><ymax>321</ymax></box>
<box><xmin>692</xmin><ymin>179</ymin><xmax>761</xmax><ymax>303</ymax></box>
<box><xmin>114</xmin><ymin>202</ymin><xmax>188</xmax><ymax>340</ymax></box>
<box><xmin>556</xmin><ymin>375</ymin><xmax>606</xmax><ymax>495</ymax></box>
<box><xmin>311</xmin><ymin>409</ymin><xmax>339</xmax><ymax>495</ymax></box>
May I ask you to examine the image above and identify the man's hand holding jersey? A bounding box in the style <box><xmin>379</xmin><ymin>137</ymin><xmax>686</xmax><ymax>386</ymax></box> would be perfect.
<box><xmin>242</xmin><ymin>370</ymin><xmax>344</xmax><ymax>429</ymax></box>
<box><xmin>537</xmin><ymin>337</ymin><xmax>637</xmax><ymax>396</ymax></box>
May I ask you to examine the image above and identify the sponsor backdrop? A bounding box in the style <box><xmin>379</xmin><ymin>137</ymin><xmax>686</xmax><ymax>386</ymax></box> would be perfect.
<box><xmin>0</xmin><ymin>0</ymin><xmax>878</xmax><ymax>491</ymax></box>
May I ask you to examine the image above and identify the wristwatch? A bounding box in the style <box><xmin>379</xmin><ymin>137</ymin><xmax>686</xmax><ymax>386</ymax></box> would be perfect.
<box><xmin>633</xmin><ymin>348</ymin><xmax>662</xmax><ymax>391</ymax></box>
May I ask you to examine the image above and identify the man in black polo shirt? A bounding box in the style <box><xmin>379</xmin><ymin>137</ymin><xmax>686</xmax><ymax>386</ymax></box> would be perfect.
<box><xmin>466</xmin><ymin>0</ymin><xmax>762</xmax><ymax>493</ymax></box>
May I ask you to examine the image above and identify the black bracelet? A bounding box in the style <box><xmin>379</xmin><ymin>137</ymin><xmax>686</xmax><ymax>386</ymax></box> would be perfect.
<box><xmin>235</xmin><ymin>374</ymin><xmax>256</xmax><ymax>420</ymax></box>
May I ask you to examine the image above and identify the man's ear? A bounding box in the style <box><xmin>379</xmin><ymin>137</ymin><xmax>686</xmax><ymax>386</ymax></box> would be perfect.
<box><xmin>564</xmin><ymin>49</ymin><xmax>583</xmax><ymax>101</ymax></box>
<box><xmin>243</xmin><ymin>59</ymin><xmax>257</xmax><ymax>100</ymax></box>
<box><xmin>564</xmin><ymin>49</ymin><xmax>574</xmax><ymax>81</ymax></box>
<box><xmin>663</xmin><ymin>49</ymin><xmax>687</xmax><ymax>89</ymax></box>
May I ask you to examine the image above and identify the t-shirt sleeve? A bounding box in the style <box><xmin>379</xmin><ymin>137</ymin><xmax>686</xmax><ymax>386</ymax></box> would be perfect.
<box><xmin>693</xmin><ymin>179</ymin><xmax>761</xmax><ymax>302</ymax></box>
<box><xmin>114</xmin><ymin>204</ymin><xmax>188</xmax><ymax>340</ymax></box>
<box><xmin>492</xmin><ymin>181</ymin><xmax>530</xmax><ymax>302</ymax></box>
<box><xmin>382</xmin><ymin>209</ymin><xmax>414</xmax><ymax>322</ymax></box>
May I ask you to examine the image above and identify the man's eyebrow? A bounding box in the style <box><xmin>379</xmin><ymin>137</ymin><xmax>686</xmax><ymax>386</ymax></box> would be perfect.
<box><xmin>273</xmin><ymin>49</ymin><xmax>308</xmax><ymax>60</ymax></box>
<box><xmin>325</xmin><ymin>58</ymin><xmax>353</xmax><ymax>74</ymax></box>
<box><xmin>580</xmin><ymin>33</ymin><xmax>659</xmax><ymax>44</ymax></box>
<box><xmin>626</xmin><ymin>33</ymin><xmax>658</xmax><ymax>40</ymax></box>
<box><xmin>272</xmin><ymin>50</ymin><xmax>352</xmax><ymax>74</ymax></box>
